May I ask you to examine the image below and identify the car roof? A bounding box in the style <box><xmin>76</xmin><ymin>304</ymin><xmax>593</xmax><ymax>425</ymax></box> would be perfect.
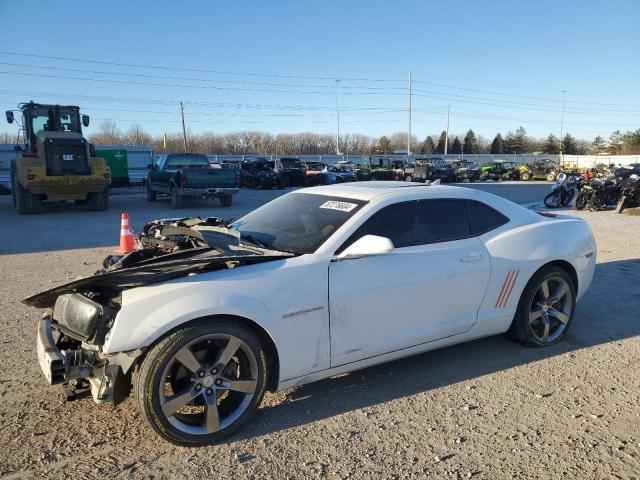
<box><xmin>301</xmin><ymin>181</ymin><xmax>477</xmax><ymax>201</ymax></box>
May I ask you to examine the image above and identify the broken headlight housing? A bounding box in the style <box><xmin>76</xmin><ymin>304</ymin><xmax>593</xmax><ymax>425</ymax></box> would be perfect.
<box><xmin>54</xmin><ymin>293</ymin><xmax>118</xmax><ymax>344</ymax></box>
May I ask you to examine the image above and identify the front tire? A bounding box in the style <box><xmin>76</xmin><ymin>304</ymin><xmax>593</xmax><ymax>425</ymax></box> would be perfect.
<box><xmin>134</xmin><ymin>319</ymin><xmax>268</xmax><ymax>446</ymax></box>
<box><xmin>572</xmin><ymin>191</ymin><xmax>588</xmax><ymax>210</ymax></box>
<box><xmin>521</xmin><ymin>172</ymin><xmax>531</xmax><ymax>181</ymax></box>
<box><xmin>508</xmin><ymin>265</ymin><xmax>576</xmax><ymax>347</ymax></box>
<box><xmin>544</xmin><ymin>191</ymin><xmax>561</xmax><ymax>208</ymax></box>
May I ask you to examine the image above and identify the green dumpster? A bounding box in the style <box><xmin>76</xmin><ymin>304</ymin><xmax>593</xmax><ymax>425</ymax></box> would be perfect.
<box><xmin>96</xmin><ymin>149</ymin><xmax>129</xmax><ymax>187</ymax></box>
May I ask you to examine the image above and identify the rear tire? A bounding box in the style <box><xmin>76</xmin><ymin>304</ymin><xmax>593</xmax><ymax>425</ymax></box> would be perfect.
<box><xmin>507</xmin><ymin>265</ymin><xmax>576</xmax><ymax>347</ymax></box>
<box><xmin>405</xmin><ymin>175</ymin><xmax>412</xmax><ymax>182</ymax></box>
<box><xmin>146</xmin><ymin>182</ymin><xmax>157</xmax><ymax>201</ymax></box>
<box><xmin>615</xmin><ymin>195</ymin><xmax>626</xmax><ymax>214</ymax></box>
<box><xmin>133</xmin><ymin>319</ymin><xmax>268</xmax><ymax>446</ymax></box>
<box><xmin>521</xmin><ymin>172</ymin><xmax>531</xmax><ymax>181</ymax></box>
<box><xmin>87</xmin><ymin>190</ymin><xmax>109</xmax><ymax>211</ymax></box>
<box><xmin>171</xmin><ymin>186</ymin><xmax>184</xmax><ymax>209</ymax></box>
<box><xmin>546</xmin><ymin>173</ymin><xmax>557</xmax><ymax>182</ymax></box>
<box><xmin>14</xmin><ymin>177</ymin><xmax>39</xmax><ymax>214</ymax></box>
<box><xmin>219</xmin><ymin>195</ymin><xmax>232</xmax><ymax>207</ymax></box>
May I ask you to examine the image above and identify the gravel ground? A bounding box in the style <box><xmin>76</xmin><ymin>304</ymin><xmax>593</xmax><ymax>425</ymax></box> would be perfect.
<box><xmin>0</xmin><ymin>189</ymin><xmax>639</xmax><ymax>479</ymax></box>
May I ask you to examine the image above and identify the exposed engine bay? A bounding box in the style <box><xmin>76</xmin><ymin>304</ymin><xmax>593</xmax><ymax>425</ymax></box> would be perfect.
<box><xmin>24</xmin><ymin>216</ymin><xmax>294</xmax><ymax>309</ymax></box>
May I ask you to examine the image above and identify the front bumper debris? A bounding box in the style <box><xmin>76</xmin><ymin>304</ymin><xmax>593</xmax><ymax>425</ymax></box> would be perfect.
<box><xmin>37</xmin><ymin>316</ymin><xmax>65</xmax><ymax>384</ymax></box>
<box><xmin>36</xmin><ymin>315</ymin><xmax>129</xmax><ymax>404</ymax></box>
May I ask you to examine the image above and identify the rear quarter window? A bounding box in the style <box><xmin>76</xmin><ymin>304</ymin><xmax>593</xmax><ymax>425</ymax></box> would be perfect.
<box><xmin>465</xmin><ymin>200</ymin><xmax>509</xmax><ymax>235</ymax></box>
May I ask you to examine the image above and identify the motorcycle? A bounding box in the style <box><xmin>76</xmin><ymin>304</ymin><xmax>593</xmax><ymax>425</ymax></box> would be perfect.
<box><xmin>543</xmin><ymin>173</ymin><xmax>581</xmax><ymax>208</ymax></box>
<box><xmin>573</xmin><ymin>176</ymin><xmax>622</xmax><ymax>211</ymax></box>
<box><xmin>615</xmin><ymin>174</ymin><xmax>640</xmax><ymax>214</ymax></box>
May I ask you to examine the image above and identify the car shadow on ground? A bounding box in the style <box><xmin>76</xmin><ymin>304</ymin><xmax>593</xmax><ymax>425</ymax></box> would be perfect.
<box><xmin>231</xmin><ymin>258</ymin><xmax>640</xmax><ymax>443</ymax></box>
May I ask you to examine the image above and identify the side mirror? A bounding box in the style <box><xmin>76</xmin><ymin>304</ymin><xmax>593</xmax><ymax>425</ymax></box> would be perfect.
<box><xmin>336</xmin><ymin>235</ymin><xmax>394</xmax><ymax>260</ymax></box>
<box><xmin>5</xmin><ymin>111</ymin><xmax>14</xmax><ymax>124</ymax></box>
<box><xmin>82</xmin><ymin>115</ymin><xmax>90</xmax><ymax>127</ymax></box>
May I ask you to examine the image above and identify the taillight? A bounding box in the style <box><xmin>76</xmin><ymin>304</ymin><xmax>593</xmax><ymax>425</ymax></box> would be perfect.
<box><xmin>181</xmin><ymin>168</ymin><xmax>187</xmax><ymax>185</ymax></box>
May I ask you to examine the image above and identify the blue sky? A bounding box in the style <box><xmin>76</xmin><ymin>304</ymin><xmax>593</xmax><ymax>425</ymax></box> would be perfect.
<box><xmin>1</xmin><ymin>0</ymin><xmax>638</xmax><ymax>142</ymax></box>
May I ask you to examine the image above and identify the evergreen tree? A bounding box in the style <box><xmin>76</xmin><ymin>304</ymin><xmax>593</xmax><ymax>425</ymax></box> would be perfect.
<box><xmin>420</xmin><ymin>136</ymin><xmax>436</xmax><ymax>154</ymax></box>
<box><xmin>542</xmin><ymin>134</ymin><xmax>559</xmax><ymax>154</ymax></box>
<box><xmin>503</xmin><ymin>127</ymin><xmax>528</xmax><ymax>153</ymax></box>
<box><xmin>490</xmin><ymin>133</ymin><xmax>503</xmax><ymax>154</ymax></box>
<box><xmin>451</xmin><ymin>137</ymin><xmax>462</xmax><ymax>154</ymax></box>
<box><xmin>462</xmin><ymin>129</ymin><xmax>479</xmax><ymax>154</ymax></box>
<box><xmin>608</xmin><ymin>130</ymin><xmax>623</xmax><ymax>154</ymax></box>
<box><xmin>376</xmin><ymin>136</ymin><xmax>392</xmax><ymax>154</ymax></box>
<box><xmin>561</xmin><ymin>133</ymin><xmax>578</xmax><ymax>154</ymax></box>
<box><xmin>590</xmin><ymin>135</ymin><xmax>606</xmax><ymax>154</ymax></box>
<box><xmin>436</xmin><ymin>131</ymin><xmax>450</xmax><ymax>154</ymax></box>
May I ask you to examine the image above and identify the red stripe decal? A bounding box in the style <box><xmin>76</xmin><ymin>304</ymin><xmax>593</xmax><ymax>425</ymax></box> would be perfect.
<box><xmin>500</xmin><ymin>270</ymin><xmax>519</xmax><ymax>308</ymax></box>
<box><xmin>495</xmin><ymin>270</ymin><xmax>514</xmax><ymax>308</ymax></box>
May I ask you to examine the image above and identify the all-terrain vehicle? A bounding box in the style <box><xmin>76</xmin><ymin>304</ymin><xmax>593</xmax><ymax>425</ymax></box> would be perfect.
<box><xmin>517</xmin><ymin>160</ymin><xmax>558</xmax><ymax>181</ymax></box>
<box><xmin>410</xmin><ymin>157</ymin><xmax>455</xmax><ymax>183</ymax></box>
<box><xmin>355</xmin><ymin>156</ymin><xmax>396</xmax><ymax>181</ymax></box>
<box><xmin>480</xmin><ymin>160</ymin><xmax>518</xmax><ymax>181</ymax></box>
<box><xmin>450</xmin><ymin>160</ymin><xmax>480</xmax><ymax>182</ymax></box>
<box><xmin>6</xmin><ymin>102</ymin><xmax>111</xmax><ymax>214</ymax></box>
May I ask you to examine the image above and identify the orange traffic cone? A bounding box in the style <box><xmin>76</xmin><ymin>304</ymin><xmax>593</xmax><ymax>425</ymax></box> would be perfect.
<box><xmin>118</xmin><ymin>213</ymin><xmax>135</xmax><ymax>254</ymax></box>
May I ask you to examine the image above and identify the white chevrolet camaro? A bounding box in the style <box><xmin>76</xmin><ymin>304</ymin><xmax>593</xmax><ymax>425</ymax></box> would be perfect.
<box><xmin>28</xmin><ymin>182</ymin><xmax>596</xmax><ymax>445</ymax></box>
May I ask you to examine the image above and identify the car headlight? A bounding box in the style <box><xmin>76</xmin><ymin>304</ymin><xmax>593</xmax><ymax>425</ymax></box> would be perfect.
<box><xmin>54</xmin><ymin>293</ymin><xmax>116</xmax><ymax>344</ymax></box>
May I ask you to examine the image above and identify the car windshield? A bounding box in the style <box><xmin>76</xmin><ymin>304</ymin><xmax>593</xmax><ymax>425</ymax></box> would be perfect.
<box><xmin>166</xmin><ymin>154</ymin><xmax>209</xmax><ymax>167</ymax></box>
<box><xmin>230</xmin><ymin>193</ymin><xmax>366</xmax><ymax>254</ymax></box>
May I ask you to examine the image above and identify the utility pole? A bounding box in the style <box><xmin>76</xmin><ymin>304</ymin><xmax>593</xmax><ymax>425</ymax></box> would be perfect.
<box><xmin>407</xmin><ymin>71</ymin><xmax>412</xmax><ymax>157</ymax></box>
<box><xmin>559</xmin><ymin>90</ymin><xmax>567</xmax><ymax>161</ymax></box>
<box><xmin>335</xmin><ymin>79</ymin><xmax>341</xmax><ymax>156</ymax></box>
<box><xmin>444</xmin><ymin>106</ymin><xmax>450</xmax><ymax>155</ymax></box>
<box><xmin>180</xmin><ymin>101</ymin><xmax>188</xmax><ymax>153</ymax></box>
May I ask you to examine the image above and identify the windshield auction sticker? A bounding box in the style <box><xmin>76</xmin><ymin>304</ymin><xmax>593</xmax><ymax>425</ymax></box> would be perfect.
<box><xmin>319</xmin><ymin>200</ymin><xmax>358</xmax><ymax>212</ymax></box>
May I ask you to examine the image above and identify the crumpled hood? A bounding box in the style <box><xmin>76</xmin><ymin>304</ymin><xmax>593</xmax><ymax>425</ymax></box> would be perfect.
<box><xmin>22</xmin><ymin>216</ymin><xmax>294</xmax><ymax>308</ymax></box>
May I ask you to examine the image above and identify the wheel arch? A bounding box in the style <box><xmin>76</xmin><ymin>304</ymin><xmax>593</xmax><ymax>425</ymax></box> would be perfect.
<box><xmin>129</xmin><ymin>313</ymin><xmax>281</xmax><ymax>392</ymax></box>
<box><xmin>529</xmin><ymin>259</ymin><xmax>578</xmax><ymax>293</ymax></box>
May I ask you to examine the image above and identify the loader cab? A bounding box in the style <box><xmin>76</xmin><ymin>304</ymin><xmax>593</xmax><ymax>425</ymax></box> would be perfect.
<box><xmin>20</xmin><ymin>103</ymin><xmax>85</xmax><ymax>153</ymax></box>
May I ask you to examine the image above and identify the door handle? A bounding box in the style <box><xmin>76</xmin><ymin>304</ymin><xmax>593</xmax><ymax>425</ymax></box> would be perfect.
<box><xmin>460</xmin><ymin>253</ymin><xmax>482</xmax><ymax>263</ymax></box>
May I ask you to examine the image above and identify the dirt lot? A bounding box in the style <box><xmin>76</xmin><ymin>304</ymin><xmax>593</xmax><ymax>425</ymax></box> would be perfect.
<box><xmin>0</xmin><ymin>187</ymin><xmax>639</xmax><ymax>479</ymax></box>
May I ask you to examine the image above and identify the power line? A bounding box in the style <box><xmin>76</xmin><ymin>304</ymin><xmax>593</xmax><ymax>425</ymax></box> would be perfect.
<box><xmin>2</xmin><ymin>50</ymin><xmax>637</xmax><ymax>108</ymax></box>
<box><xmin>0</xmin><ymin>70</ymin><xmax>407</xmax><ymax>96</ymax></box>
<box><xmin>0</xmin><ymin>61</ymin><xmax>408</xmax><ymax>92</ymax></box>
<box><xmin>0</xmin><ymin>50</ymin><xmax>405</xmax><ymax>83</ymax></box>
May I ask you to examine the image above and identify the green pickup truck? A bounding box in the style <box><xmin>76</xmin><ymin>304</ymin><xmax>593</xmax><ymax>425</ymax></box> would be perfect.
<box><xmin>146</xmin><ymin>153</ymin><xmax>239</xmax><ymax>208</ymax></box>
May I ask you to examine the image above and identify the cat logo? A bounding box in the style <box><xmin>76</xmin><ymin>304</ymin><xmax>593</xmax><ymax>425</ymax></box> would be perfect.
<box><xmin>63</xmin><ymin>154</ymin><xmax>74</xmax><ymax>161</ymax></box>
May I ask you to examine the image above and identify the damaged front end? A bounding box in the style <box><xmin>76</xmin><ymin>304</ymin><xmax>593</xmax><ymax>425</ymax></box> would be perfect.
<box><xmin>27</xmin><ymin>216</ymin><xmax>294</xmax><ymax>404</ymax></box>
